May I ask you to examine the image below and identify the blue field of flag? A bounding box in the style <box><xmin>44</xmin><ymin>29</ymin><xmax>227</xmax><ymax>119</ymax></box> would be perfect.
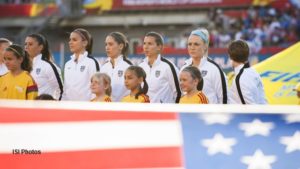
<box><xmin>180</xmin><ymin>113</ymin><xmax>300</xmax><ymax>169</ymax></box>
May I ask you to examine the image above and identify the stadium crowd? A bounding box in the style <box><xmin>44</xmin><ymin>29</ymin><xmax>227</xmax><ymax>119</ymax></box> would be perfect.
<box><xmin>175</xmin><ymin>4</ymin><xmax>300</xmax><ymax>56</ymax></box>
<box><xmin>207</xmin><ymin>5</ymin><xmax>300</xmax><ymax>53</ymax></box>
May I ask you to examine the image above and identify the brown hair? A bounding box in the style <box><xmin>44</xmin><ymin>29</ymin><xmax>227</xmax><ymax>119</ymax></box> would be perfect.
<box><xmin>27</xmin><ymin>33</ymin><xmax>53</xmax><ymax>61</ymax></box>
<box><xmin>72</xmin><ymin>28</ymin><xmax>93</xmax><ymax>55</ymax></box>
<box><xmin>107</xmin><ymin>32</ymin><xmax>129</xmax><ymax>58</ymax></box>
<box><xmin>228</xmin><ymin>40</ymin><xmax>249</xmax><ymax>63</ymax></box>
<box><xmin>35</xmin><ymin>94</ymin><xmax>55</xmax><ymax>100</ymax></box>
<box><xmin>126</xmin><ymin>65</ymin><xmax>148</xmax><ymax>99</ymax></box>
<box><xmin>182</xmin><ymin>66</ymin><xmax>203</xmax><ymax>91</ymax></box>
<box><xmin>145</xmin><ymin>31</ymin><xmax>164</xmax><ymax>46</ymax></box>
<box><xmin>6</xmin><ymin>44</ymin><xmax>32</xmax><ymax>72</ymax></box>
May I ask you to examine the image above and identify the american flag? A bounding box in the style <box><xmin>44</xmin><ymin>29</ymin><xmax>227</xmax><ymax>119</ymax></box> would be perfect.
<box><xmin>0</xmin><ymin>101</ymin><xmax>299</xmax><ymax>169</ymax></box>
<box><xmin>180</xmin><ymin>112</ymin><xmax>300</xmax><ymax>169</ymax></box>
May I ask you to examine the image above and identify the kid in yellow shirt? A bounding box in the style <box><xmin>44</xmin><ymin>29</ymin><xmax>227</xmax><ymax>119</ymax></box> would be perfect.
<box><xmin>0</xmin><ymin>44</ymin><xmax>37</xmax><ymax>100</ymax></box>
<box><xmin>179</xmin><ymin>66</ymin><xmax>208</xmax><ymax>104</ymax></box>
<box><xmin>121</xmin><ymin>66</ymin><xmax>150</xmax><ymax>103</ymax></box>
<box><xmin>90</xmin><ymin>72</ymin><xmax>112</xmax><ymax>102</ymax></box>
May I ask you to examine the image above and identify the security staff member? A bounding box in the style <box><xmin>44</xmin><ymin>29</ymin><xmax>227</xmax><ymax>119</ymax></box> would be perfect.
<box><xmin>25</xmin><ymin>34</ymin><xmax>63</xmax><ymax>100</ymax></box>
<box><xmin>63</xmin><ymin>28</ymin><xmax>100</xmax><ymax>101</ymax></box>
<box><xmin>100</xmin><ymin>32</ymin><xmax>132</xmax><ymax>102</ymax></box>
<box><xmin>139</xmin><ymin>32</ymin><xmax>181</xmax><ymax>103</ymax></box>
<box><xmin>228</xmin><ymin>40</ymin><xmax>267</xmax><ymax>104</ymax></box>
<box><xmin>181</xmin><ymin>28</ymin><xmax>229</xmax><ymax>104</ymax></box>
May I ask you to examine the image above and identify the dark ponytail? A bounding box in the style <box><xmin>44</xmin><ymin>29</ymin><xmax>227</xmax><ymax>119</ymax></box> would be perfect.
<box><xmin>139</xmin><ymin>79</ymin><xmax>149</xmax><ymax>99</ymax></box>
<box><xmin>73</xmin><ymin>28</ymin><xmax>93</xmax><ymax>55</ymax></box>
<box><xmin>182</xmin><ymin>66</ymin><xmax>203</xmax><ymax>91</ymax></box>
<box><xmin>27</xmin><ymin>33</ymin><xmax>53</xmax><ymax>62</ymax></box>
<box><xmin>6</xmin><ymin>44</ymin><xmax>32</xmax><ymax>72</ymax></box>
<box><xmin>126</xmin><ymin>65</ymin><xmax>148</xmax><ymax>99</ymax></box>
<box><xmin>108</xmin><ymin>32</ymin><xmax>129</xmax><ymax>59</ymax></box>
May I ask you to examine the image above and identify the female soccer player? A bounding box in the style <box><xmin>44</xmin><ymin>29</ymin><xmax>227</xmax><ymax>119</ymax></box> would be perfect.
<box><xmin>25</xmin><ymin>33</ymin><xmax>63</xmax><ymax>100</ymax></box>
<box><xmin>90</xmin><ymin>72</ymin><xmax>112</xmax><ymax>102</ymax></box>
<box><xmin>181</xmin><ymin>28</ymin><xmax>229</xmax><ymax>104</ymax></box>
<box><xmin>100</xmin><ymin>32</ymin><xmax>132</xmax><ymax>102</ymax></box>
<box><xmin>139</xmin><ymin>31</ymin><xmax>181</xmax><ymax>103</ymax></box>
<box><xmin>179</xmin><ymin>66</ymin><xmax>208</xmax><ymax>104</ymax></box>
<box><xmin>0</xmin><ymin>44</ymin><xmax>38</xmax><ymax>100</ymax></box>
<box><xmin>122</xmin><ymin>65</ymin><xmax>150</xmax><ymax>103</ymax></box>
<box><xmin>228</xmin><ymin>40</ymin><xmax>267</xmax><ymax>104</ymax></box>
<box><xmin>62</xmin><ymin>28</ymin><xmax>100</xmax><ymax>101</ymax></box>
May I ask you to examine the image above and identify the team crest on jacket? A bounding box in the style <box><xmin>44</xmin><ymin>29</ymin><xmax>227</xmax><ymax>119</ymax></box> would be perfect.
<box><xmin>36</xmin><ymin>68</ymin><xmax>41</xmax><ymax>75</ymax></box>
<box><xmin>155</xmin><ymin>70</ymin><xmax>160</xmax><ymax>78</ymax></box>
<box><xmin>80</xmin><ymin>66</ymin><xmax>86</xmax><ymax>72</ymax></box>
<box><xmin>118</xmin><ymin>70</ymin><xmax>123</xmax><ymax>77</ymax></box>
<box><xmin>201</xmin><ymin>70</ymin><xmax>207</xmax><ymax>77</ymax></box>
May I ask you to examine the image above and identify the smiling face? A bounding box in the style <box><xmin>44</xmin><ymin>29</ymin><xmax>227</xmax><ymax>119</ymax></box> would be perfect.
<box><xmin>187</xmin><ymin>35</ymin><xmax>207</xmax><ymax>60</ymax></box>
<box><xmin>143</xmin><ymin>36</ymin><xmax>161</xmax><ymax>58</ymax></box>
<box><xmin>179</xmin><ymin>71</ymin><xmax>198</xmax><ymax>93</ymax></box>
<box><xmin>24</xmin><ymin>37</ymin><xmax>43</xmax><ymax>58</ymax></box>
<box><xmin>4</xmin><ymin>50</ymin><xmax>22</xmax><ymax>72</ymax></box>
<box><xmin>69</xmin><ymin>32</ymin><xmax>87</xmax><ymax>54</ymax></box>
<box><xmin>105</xmin><ymin>36</ymin><xmax>123</xmax><ymax>59</ymax></box>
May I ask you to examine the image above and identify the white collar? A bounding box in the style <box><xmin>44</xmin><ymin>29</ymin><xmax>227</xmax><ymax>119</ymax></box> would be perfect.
<box><xmin>145</xmin><ymin>54</ymin><xmax>161</xmax><ymax>67</ymax></box>
<box><xmin>234</xmin><ymin>63</ymin><xmax>245</xmax><ymax>75</ymax></box>
<box><xmin>185</xmin><ymin>56</ymin><xmax>208</xmax><ymax>68</ymax></box>
<box><xmin>32</xmin><ymin>54</ymin><xmax>42</xmax><ymax>65</ymax></box>
<box><xmin>106</xmin><ymin>55</ymin><xmax>123</xmax><ymax>66</ymax></box>
<box><xmin>71</xmin><ymin>51</ymin><xmax>88</xmax><ymax>63</ymax></box>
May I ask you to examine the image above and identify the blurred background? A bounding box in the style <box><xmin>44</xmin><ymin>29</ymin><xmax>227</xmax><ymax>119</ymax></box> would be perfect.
<box><xmin>0</xmin><ymin>0</ymin><xmax>299</xmax><ymax>71</ymax></box>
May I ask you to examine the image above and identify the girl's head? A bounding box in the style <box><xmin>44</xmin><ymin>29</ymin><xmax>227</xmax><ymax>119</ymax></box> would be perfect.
<box><xmin>0</xmin><ymin>38</ymin><xmax>12</xmax><ymax>59</ymax></box>
<box><xmin>105</xmin><ymin>32</ymin><xmax>129</xmax><ymax>59</ymax></box>
<box><xmin>69</xmin><ymin>28</ymin><xmax>93</xmax><ymax>55</ymax></box>
<box><xmin>180</xmin><ymin>66</ymin><xmax>203</xmax><ymax>93</ymax></box>
<box><xmin>4</xmin><ymin>44</ymin><xmax>32</xmax><ymax>72</ymax></box>
<box><xmin>124</xmin><ymin>66</ymin><xmax>148</xmax><ymax>99</ymax></box>
<box><xmin>143</xmin><ymin>32</ymin><xmax>164</xmax><ymax>58</ymax></box>
<box><xmin>187</xmin><ymin>28</ymin><xmax>209</xmax><ymax>60</ymax></box>
<box><xmin>90</xmin><ymin>73</ymin><xmax>112</xmax><ymax>96</ymax></box>
<box><xmin>25</xmin><ymin>33</ymin><xmax>52</xmax><ymax>61</ymax></box>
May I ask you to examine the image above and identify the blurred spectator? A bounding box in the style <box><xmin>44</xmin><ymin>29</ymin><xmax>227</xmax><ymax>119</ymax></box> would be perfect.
<box><xmin>205</xmin><ymin>2</ymin><xmax>299</xmax><ymax>52</ymax></box>
<box><xmin>218</xmin><ymin>29</ymin><xmax>231</xmax><ymax>48</ymax></box>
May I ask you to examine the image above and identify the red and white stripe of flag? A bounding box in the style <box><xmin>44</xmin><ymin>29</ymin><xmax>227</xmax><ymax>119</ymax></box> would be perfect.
<box><xmin>0</xmin><ymin>105</ymin><xmax>183</xmax><ymax>169</ymax></box>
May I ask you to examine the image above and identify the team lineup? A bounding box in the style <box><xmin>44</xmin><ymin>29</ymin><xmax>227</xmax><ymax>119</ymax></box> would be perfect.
<box><xmin>0</xmin><ymin>28</ymin><xmax>267</xmax><ymax>104</ymax></box>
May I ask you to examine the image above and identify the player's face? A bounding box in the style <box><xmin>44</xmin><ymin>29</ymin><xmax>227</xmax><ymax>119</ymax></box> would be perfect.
<box><xmin>143</xmin><ymin>36</ymin><xmax>161</xmax><ymax>58</ymax></box>
<box><xmin>0</xmin><ymin>42</ymin><xmax>10</xmax><ymax>59</ymax></box>
<box><xmin>105</xmin><ymin>36</ymin><xmax>123</xmax><ymax>59</ymax></box>
<box><xmin>69</xmin><ymin>32</ymin><xmax>87</xmax><ymax>54</ymax></box>
<box><xmin>124</xmin><ymin>70</ymin><xmax>141</xmax><ymax>91</ymax></box>
<box><xmin>90</xmin><ymin>77</ymin><xmax>106</xmax><ymax>96</ymax></box>
<box><xmin>3</xmin><ymin>51</ymin><xmax>22</xmax><ymax>71</ymax></box>
<box><xmin>180</xmin><ymin>71</ymin><xmax>198</xmax><ymax>93</ymax></box>
<box><xmin>187</xmin><ymin>35</ymin><xmax>207</xmax><ymax>59</ymax></box>
<box><xmin>24</xmin><ymin>37</ymin><xmax>43</xmax><ymax>58</ymax></box>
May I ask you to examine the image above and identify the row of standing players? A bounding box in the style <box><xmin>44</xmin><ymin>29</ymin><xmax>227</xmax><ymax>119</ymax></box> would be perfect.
<box><xmin>0</xmin><ymin>28</ymin><xmax>267</xmax><ymax>104</ymax></box>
